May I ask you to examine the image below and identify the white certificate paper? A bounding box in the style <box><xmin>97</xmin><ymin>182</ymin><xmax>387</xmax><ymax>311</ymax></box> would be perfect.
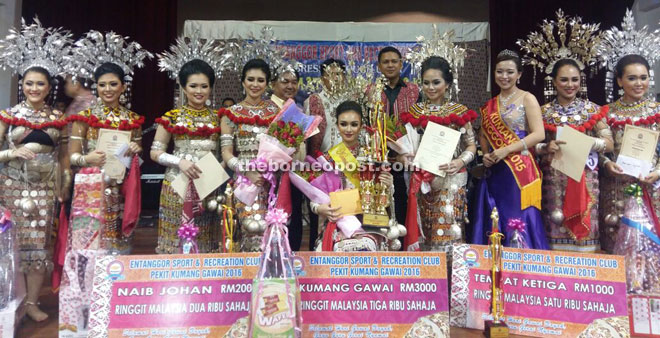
<box><xmin>96</xmin><ymin>129</ymin><xmax>132</xmax><ymax>180</ymax></box>
<box><xmin>413</xmin><ymin>122</ymin><xmax>461</xmax><ymax>177</ymax></box>
<box><xmin>616</xmin><ymin>125</ymin><xmax>660</xmax><ymax>178</ymax></box>
<box><xmin>551</xmin><ymin>126</ymin><xmax>595</xmax><ymax>181</ymax></box>
<box><xmin>172</xmin><ymin>153</ymin><xmax>230</xmax><ymax>200</ymax></box>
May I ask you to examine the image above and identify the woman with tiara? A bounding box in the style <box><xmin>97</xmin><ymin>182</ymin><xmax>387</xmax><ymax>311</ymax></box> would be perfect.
<box><xmin>518</xmin><ymin>10</ymin><xmax>613</xmax><ymax>252</ymax></box>
<box><xmin>596</xmin><ymin>10</ymin><xmax>660</xmax><ymax>294</ymax></box>
<box><xmin>67</xmin><ymin>31</ymin><xmax>152</xmax><ymax>254</ymax></box>
<box><xmin>219</xmin><ymin>58</ymin><xmax>280</xmax><ymax>252</ymax></box>
<box><xmin>470</xmin><ymin>49</ymin><xmax>549</xmax><ymax>250</ymax></box>
<box><xmin>0</xmin><ymin>18</ymin><xmax>71</xmax><ymax>322</ymax></box>
<box><xmin>399</xmin><ymin>38</ymin><xmax>477</xmax><ymax>254</ymax></box>
<box><xmin>310</xmin><ymin>100</ymin><xmax>395</xmax><ymax>252</ymax></box>
<box><xmin>152</xmin><ymin>35</ymin><xmax>224</xmax><ymax>254</ymax></box>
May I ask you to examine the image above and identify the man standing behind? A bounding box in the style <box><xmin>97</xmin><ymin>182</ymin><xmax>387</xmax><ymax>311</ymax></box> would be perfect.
<box><xmin>377</xmin><ymin>46</ymin><xmax>420</xmax><ymax>233</ymax></box>
<box><xmin>270</xmin><ymin>66</ymin><xmax>307</xmax><ymax>251</ymax></box>
<box><xmin>378</xmin><ymin>46</ymin><xmax>419</xmax><ymax>119</ymax></box>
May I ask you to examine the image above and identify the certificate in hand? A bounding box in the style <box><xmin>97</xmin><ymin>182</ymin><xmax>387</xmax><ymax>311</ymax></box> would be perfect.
<box><xmin>413</xmin><ymin>121</ymin><xmax>461</xmax><ymax>177</ymax></box>
<box><xmin>616</xmin><ymin>125</ymin><xmax>660</xmax><ymax>178</ymax></box>
<box><xmin>551</xmin><ymin>126</ymin><xmax>595</xmax><ymax>181</ymax></box>
<box><xmin>172</xmin><ymin>153</ymin><xmax>230</xmax><ymax>200</ymax></box>
<box><xmin>96</xmin><ymin>129</ymin><xmax>132</xmax><ymax>180</ymax></box>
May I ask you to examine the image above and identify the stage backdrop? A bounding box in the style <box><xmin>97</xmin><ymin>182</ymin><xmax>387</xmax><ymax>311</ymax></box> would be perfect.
<box><xmin>183</xmin><ymin>20</ymin><xmax>490</xmax><ymax>112</ymax></box>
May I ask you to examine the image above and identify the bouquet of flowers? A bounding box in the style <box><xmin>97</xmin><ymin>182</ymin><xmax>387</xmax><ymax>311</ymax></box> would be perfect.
<box><xmin>234</xmin><ymin>134</ymin><xmax>296</xmax><ymax>206</ymax></box>
<box><xmin>268</xmin><ymin>120</ymin><xmax>304</xmax><ymax>148</ymax></box>
<box><xmin>386</xmin><ymin>120</ymin><xmax>419</xmax><ymax>156</ymax></box>
<box><xmin>270</xmin><ymin>99</ymin><xmax>321</xmax><ymax>144</ymax></box>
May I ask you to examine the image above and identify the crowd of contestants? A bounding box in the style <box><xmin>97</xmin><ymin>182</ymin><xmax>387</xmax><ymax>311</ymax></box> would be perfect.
<box><xmin>3</xmin><ymin>38</ymin><xmax>660</xmax><ymax>321</ymax></box>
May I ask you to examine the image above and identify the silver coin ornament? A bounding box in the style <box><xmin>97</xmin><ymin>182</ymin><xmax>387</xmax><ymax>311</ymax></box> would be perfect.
<box><xmin>390</xmin><ymin>239</ymin><xmax>402</xmax><ymax>251</ymax></box>
<box><xmin>397</xmin><ymin>224</ymin><xmax>407</xmax><ymax>237</ymax></box>
<box><xmin>380</xmin><ymin>228</ymin><xmax>389</xmax><ymax>235</ymax></box>
<box><xmin>604</xmin><ymin>214</ymin><xmax>619</xmax><ymax>226</ymax></box>
<box><xmin>103</xmin><ymin>174</ymin><xmax>112</xmax><ymax>185</ymax></box>
<box><xmin>258</xmin><ymin>220</ymin><xmax>267</xmax><ymax>232</ymax></box>
<box><xmin>550</xmin><ymin>210</ymin><xmax>564</xmax><ymax>225</ymax></box>
<box><xmin>450</xmin><ymin>223</ymin><xmax>462</xmax><ymax>238</ymax></box>
<box><xmin>216</xmin><ymin>195</ymin><xmax>226</xmax><ymax>204</ymax></box>
<box><xmin>387</xmin><ymin>226</ymin><xmax>400</xmax><ymax>240</ymax></box>
<box><xmin>20</xmin><ymin>197</ymin><xmax>37</xmax><ymax>214</ymax></box>
<box><xmin>245</xmin><ymin>220</ymin><xmax>259</xmax><ymax>232</ymax></box>
<box><xmin>207</xmin><ymin>199</ymin><xmax>218</xmax><ymax>211</ymax></box>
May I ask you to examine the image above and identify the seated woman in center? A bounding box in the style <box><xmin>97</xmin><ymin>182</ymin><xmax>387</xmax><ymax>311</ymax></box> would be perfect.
<box><xmin>310</xmin><ymin>100</ymin><xmax>394</xmax><ymax>251</ymax></box>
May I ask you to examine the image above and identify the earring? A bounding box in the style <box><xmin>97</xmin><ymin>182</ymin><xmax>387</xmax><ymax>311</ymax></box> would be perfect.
<box><xmin>205</xmin><ymin>99</ymin><xmax>211</xmax><ymax>106</ymax></box>
<box><xmin>119</xmin><ymin>94</ymin><xmax>127</xmax><ymax>105</ymax></box>
<box><xmin>517</xmin><ymin>78</ymin><xmax>520</xmax><ymax>84</ymax></box>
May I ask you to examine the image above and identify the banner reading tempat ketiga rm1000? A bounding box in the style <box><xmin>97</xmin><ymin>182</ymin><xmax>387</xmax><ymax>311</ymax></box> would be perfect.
<box><xmin>86</xmin><ymin>252</ymin><xmax>448</xmax><ymax>338</ymax></box>
<box><xmin>450</xmin><ymin>244</ymin><xmax>629</xmax><ymax>337</ymax></box>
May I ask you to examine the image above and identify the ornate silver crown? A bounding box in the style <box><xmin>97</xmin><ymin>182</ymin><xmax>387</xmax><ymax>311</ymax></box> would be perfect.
<box><xmin>157</xmin><ymin>31</ymin><xmax>224</xmax><ymax>81</ymax></box>
<box><xmin>406</xmin><ymin>25</ymin><xmax>468</xmax><ymax>96</ymax></box>
<box><xmin>216</xmin><ymin>26</ymin><xmax>289</xmax><ymax>75</ymax></box>
<box><xmin>0</xmin><ymin>17</ymin><xmax>72</xmax><ymax>77</ymax></box>
<box><xmin>517</xmin><ymin>9</ymin><xmax>602</xmax><ymax>77</ymax></box>
<box><xmin>65</xmin><ymin>30</ymin><xmax>153</xmax><ymax>83</ymax></box>
<box><xmin>595</xmin><ymin>9</ymin><xmax>660</xmax><ymax>102</ymax></box>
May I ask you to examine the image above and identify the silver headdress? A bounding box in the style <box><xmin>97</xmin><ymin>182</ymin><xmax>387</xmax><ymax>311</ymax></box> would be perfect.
<box><xmin>66</xmin><ymin>30</ymin><xmax>153</xmax><ymax>82</ymax></box>
<box><xmin>595</xmin><ymin>9</ymin><xmax>660</xmax><ymax>102</ymax></box>
<box><xmin>217</xmin><ymin>26</ymin><xmax>288</xmax><ymax>75</ymax></box>
<box><xmin>0</xmin><ymin>17</ymin><xmax>72</xmax><ymax>77</ymax></box>
<box><xmin>0</xmin><ymin>17</ymin><xmax>72</xmax><ymax>103</ymax></box>
<box><xmin>157</xmin><ymin>32</ymin><xmax>224</xmax><ymax>81</ymax></box>
<box><xmin>406</xmin><ymin>25</ymin><xmax>468</xmax><ymax>99</ymax></box>
<box><xmin>517</xmin><ymin>9</ymin><xmax>603</xmax><ymax>102</ymax></box>
<box><xmin>65</xmin><ymin>31</ymin><xmax>153</xmax><ymax>108</ymax></box>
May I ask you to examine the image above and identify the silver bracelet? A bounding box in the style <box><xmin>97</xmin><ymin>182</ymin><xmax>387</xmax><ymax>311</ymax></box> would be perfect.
<box><xmin>151</xmin><ymin>140</ymin><xmax>167</xmax><ymax>151</ymax></box>
<box><xmin>70</xmin><ymin>152</ymin><xmax>87</xmax><ymax>167</ymax></box>
<box><xmin>598</xmin><ymin>128</ymin><xmax>613</xmax><ymax>138</ymax></box>
<box><xmin>534</xmin><ymin>142</ymin><xmax>546</xmax><ymax>153</ymax></box>
<box><xmin>157</xmin><ymin>153</ymin><xmax>181</xmax><ymax>167</ymax></box>
<box><xmin>310</xmin><ymin>201</ymin><xmax>320</xmax><ymax>215</ymax></box>
<box><xmin>227</xmin><ymin>157</ymin><xmax>240</xmax><ymax>172</ymax></box>
<box><xmin>458</xmin><ymin>151</ymin><xmax>475</xmax><ymax>165</ymax></box>
<box><xmin>220</xmin><ymin>139</ymin><xmax>233</xmax><ymax>147</ymax></box>
<box><xmin>591</xmin><ymin>138</ymin><xmax>606</xmax><ymax>152</ymax></box>
<box><xmin>520</xmin><ymin>139</ymin><xmax>529</xmax><ymax>156</ymax></box>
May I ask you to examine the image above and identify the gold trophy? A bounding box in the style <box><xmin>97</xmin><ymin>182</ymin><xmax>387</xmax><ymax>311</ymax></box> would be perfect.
<box><xmin>484</xmin><ymin>207</ymin><xmax>509</xmax><ymax>337</ymax></box>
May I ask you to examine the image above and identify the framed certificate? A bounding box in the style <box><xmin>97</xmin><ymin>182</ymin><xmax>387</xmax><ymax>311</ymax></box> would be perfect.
<box><xmin>616</xmin><ymin>125</ymin><xmax>660</xmax><ymax>178</ymax></box>
<box><xmin>96</xmin><ymin>129</ymin><xmax>132</xmax><ymax>180</ymax></box>
<box><xmin>413</xmin><ymin>121</ymin><xmax>461</xmax><ymax>177</ymax></box>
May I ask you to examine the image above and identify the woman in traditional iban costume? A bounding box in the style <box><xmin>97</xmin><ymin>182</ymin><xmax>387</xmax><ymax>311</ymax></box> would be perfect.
<box><xmin>596</xmin><ymin>9</ymin><xmax>660</xmax><ymax>294</ymax></box>
<box><xmin>518</xmin><ymin>10</ymin><xmax>613</xmax><ymax>253</ymax></box>
<box><xmin>470</xmin><ymin>50</ymin><xmax>549</xmax><ymax>249</ymax></box>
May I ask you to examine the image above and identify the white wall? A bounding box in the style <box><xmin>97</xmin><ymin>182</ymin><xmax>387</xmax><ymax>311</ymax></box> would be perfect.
<box><xmin>0</xmin><ymin>0</ymin><xmax>21</xmax><ymax>109</ymax></box>
<box><xmin>633</xmin><ymin>0</ymin><xmax>660</xmax><ymax>100</ymax></box>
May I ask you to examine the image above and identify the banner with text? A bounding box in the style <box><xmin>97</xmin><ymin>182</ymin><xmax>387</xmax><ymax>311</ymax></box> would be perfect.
<box><xmin>87</xmin><ymin>252</ymin><xmax>448</xmax><ymax>338</ymax></box>
<box><xmin>450</xmin><ymin>244</ymin><xmax>629</xmax><ymax>337</ymax></box>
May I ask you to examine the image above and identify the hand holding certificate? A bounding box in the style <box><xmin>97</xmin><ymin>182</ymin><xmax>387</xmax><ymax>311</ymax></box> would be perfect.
<box><xmin>96</xmin><ymin>129</ymin><xmax>132</xmax><ymax>180</ymax></box>
<box><xmin>172</xmin><ymin>153</ymin><xmax>230</xmax><ymax>199</ymax></box>
<box><xmin>413</xmin><ymin>122</ymin><xmax>461</xmax><ymax>177</ymax></box>
<box><xmin>551</xmin><ymin>126</ymin><xmax>595</xmax><ymax>181</ymax></box>
<box><xmin>615</xmin><ymin>125</ymin><xmax>659</xmax><ymax>179</ymax></box>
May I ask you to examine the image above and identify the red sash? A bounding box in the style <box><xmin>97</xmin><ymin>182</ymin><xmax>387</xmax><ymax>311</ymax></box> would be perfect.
<box><xmin>481</xmin><ymin>97</ymin><xmax>542</xmax><ymax>210</ymax></box>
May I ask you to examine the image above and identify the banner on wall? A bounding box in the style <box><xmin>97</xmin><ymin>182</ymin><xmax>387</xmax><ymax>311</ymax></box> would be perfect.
<box><xmin>450</xmin><ymin>244</ymin><xmax>629</xmax><ymax>337</ymax></box>
<box><xmin>184</xmin><ymin>20</ymin><xmax>491</xmax><ymax>111</ymax></box>
<box><xmin>87</xmin><ymin>252</ymin><xmax>448</xmax><ymax>338</ymax></box>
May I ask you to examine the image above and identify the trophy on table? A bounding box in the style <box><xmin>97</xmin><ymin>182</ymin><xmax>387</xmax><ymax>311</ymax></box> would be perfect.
<box><xmin>484</xmin><ymin>207</ymin><xmax>509</xmax><ymax>337</ymax></box>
